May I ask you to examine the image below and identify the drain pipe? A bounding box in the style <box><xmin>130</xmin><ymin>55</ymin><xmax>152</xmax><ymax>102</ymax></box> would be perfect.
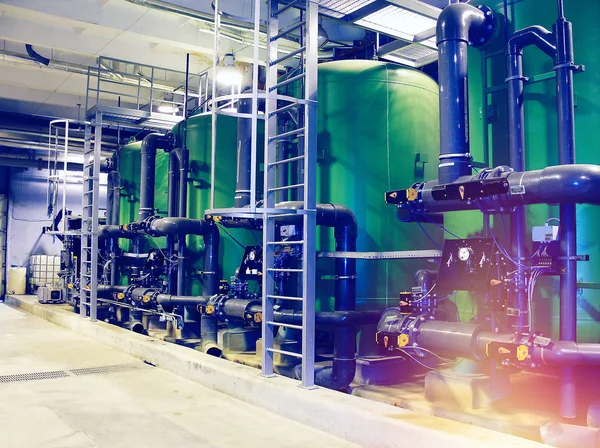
<box><xmin>436</xmin><ymin>3</ymin><xmax>494</xmax><ymax>184</ymax></box>
<box><xmin>138</xmin><ymin>133</ymin><xmax>174</xmax><ymax>221</ymax></box>
<box><xmin>506</xmin><ymin>26</ymin><xmax>556</xmax><ymax>332</ymax></box>
<box><xmin>278</xmin><ymin>202</ymin><xmax>358</xmax><ymax>390</ymax></box>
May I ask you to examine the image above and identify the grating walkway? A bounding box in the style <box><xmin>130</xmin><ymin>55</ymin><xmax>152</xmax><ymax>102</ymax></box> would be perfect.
<box><xmin>0</xmin><ymin>302</ymin><xmax>357</xmax><ymax>448</ymax></box>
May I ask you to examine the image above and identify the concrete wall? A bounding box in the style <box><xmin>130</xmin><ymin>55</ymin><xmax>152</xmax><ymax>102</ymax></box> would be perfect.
<box><xmin>6</xmin><ymin>167</ymin><xmax>107</xmax><ymax>273</ymax></box>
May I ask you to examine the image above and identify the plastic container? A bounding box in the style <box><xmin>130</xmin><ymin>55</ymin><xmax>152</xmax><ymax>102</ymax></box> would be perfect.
<box><xmin>29</xmin><ymin>255</ymin><xmax>61</xmax><ymax>289</ymax></box>
<box><xmin>7</xmin><ymin>266</ymin><xmax>26</xmax><ymax>295</ymax></box>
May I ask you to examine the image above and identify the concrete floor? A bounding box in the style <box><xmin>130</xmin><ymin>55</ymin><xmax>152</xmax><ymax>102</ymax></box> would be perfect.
<box><xmin>0</xmin><ymin>303</ymin><xmax>357</xmax><ymax>448</ymax></box>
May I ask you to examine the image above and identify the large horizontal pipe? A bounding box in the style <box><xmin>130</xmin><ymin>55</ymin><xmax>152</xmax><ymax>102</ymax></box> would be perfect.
<box><xmin>98</xmin><ymin>225</ymin><xmax>135</xmax><ymax>239</ymax></box>
<box><xmin>155</xmin><ymin>294</ymin><xmax>210</xmax><ymax>307</ymax></box>
<box><xmin>148</xmin><ymin>217</ymin><xmax>212</xmax><ymax>236</ymax></box>
<box><xmin>387</xmin><ymin>316</ymin><xmax>600</xmax><ymax>367</ymax></box>
<box><xmin>0</xmin><ymin>156</ymin><xmax>110</xmax><ymax>172</ymax></box>
<box><xmin>406</xmin><ymin>164</ymin><xmax>600</xmax><ymax>214</ymax></box>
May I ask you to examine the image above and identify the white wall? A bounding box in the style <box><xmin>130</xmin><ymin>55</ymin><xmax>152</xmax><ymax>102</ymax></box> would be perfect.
<box><xmin>6</xmin><ymin>168</ymin><xmax>107</xmax><ymax>269</ymax></box>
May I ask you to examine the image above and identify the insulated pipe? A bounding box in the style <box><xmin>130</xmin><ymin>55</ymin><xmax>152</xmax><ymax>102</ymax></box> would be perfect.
<box><xmin>436</xmin><ymin>3</ymin><xmax>494</xmax><ymax>184</ymax></box>
<box><xmin>554</xmin><ymin>14</ymin><xmax>578</xmax><ymax>419</ymax></box>
<box><xmin>138</xmin><ymin>133</ymin><xmax>174</xmax><ymax>221</ymax></box>
<box><xmin>404</xmin><ymin>164</ymin><xmax>600</xmax><ymax>214</ymax></box>
<box><xmin>506</xmin><ymin>26</ymin><xmax>556</xmax><ymax>331</ymax></box>
<box><xmin>277</xmin><ymin>201</ymin><xmax>358</xmax><ymax>389</ymax></box>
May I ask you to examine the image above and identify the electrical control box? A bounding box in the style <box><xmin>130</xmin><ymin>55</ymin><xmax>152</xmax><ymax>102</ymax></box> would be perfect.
<box><xmin>436</xmin><ymin>238</ymin><xmax>502</xmax><ymax>293</ymax></box>
<box><xmin>532</xmin><ymin>225</ymin><xmax>559</xmax><ymax>243</ymax></box>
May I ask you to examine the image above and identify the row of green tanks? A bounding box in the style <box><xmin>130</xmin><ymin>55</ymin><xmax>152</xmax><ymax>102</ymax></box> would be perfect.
<box><xmin>116</xmin><ymin>59</ymin><xmax>443</xmax><ymax>353</ymax></box>
<box><xmin>464</xmin><ymin>0</ymin><xmax>600</xmax><ymax>342</ymax></box>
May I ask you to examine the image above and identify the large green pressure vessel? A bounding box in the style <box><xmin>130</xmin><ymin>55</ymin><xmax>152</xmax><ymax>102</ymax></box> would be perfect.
<box><xmin>118</xmin><ymin>61</ymin><xmax>443</xmax><ymax>315</ymax></box>
<box><xmin>316</xmin><ymin>60</ymin><xmax>441</xmax><ymax>311</ymax></box>
<box><xmin>467</xmin><ymin>0</ymin><xmax>600</xmax><ymax>341</ymax></box>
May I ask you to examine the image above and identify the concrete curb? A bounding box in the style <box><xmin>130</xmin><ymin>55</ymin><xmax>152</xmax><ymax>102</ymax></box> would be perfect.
<box><xmin>6</xmin><ymin>295</ymin><xmax>544</xmax><ymax>448</ymax></box>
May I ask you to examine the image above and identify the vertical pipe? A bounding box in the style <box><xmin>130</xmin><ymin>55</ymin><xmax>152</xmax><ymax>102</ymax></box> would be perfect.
<box><xmin>554</xmin><ymin>16</ymin><xmax>577</xmax><ymax>419</ymax></box>
<box><xmin>506</xmin><ymin>49</ymin><xmax>529</xmax><ymax>331</ymax></box>
<box><xmin>235</xmin><ymin>98</ymin><xmax>252</xmax><ymax>208</ymax></box>
<box><xmin>438</xmin><ymin>39</ymin><xmax>471</xmax><ymax>184</ymax></box>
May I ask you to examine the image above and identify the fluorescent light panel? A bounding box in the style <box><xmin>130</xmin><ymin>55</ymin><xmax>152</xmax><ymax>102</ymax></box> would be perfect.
<box><xmin>319</xmin><ymin>0</ymin><xmax>376</xmax><ymax>18</ymax></box>
<box><xmin>355</xmin><ymin>5</ymin><xmax>437</xmax><ymax>39</ymax></box>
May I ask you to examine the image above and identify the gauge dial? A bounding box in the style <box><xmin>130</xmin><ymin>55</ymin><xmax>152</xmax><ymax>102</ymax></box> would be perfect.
<box><xmin>458</xmin><ymin>247</ymin><xmax>472</xmax><ymax>262</ymax></box>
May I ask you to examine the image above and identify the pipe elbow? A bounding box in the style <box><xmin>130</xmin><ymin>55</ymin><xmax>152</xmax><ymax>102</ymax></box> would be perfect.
<box><xmin>437</xmin><ymin>3</ymin><xmax>494</xmax><ymax>46</ymax></box>
<box><xmin>317</xmin><ymin>203</ymin><xmax>358</xmax><ymax>240</ymax></box>
<box><xmin>312</xmin><ymin>359</ymin><xmax>356</xmax><ymax>390</ymax></box>
<box><xmin>506</xmin><ymin>25</ymin><xmax>556</xmax><ymax>57</ymax></box>
<box><xmin>141</xmin><ymin>132</ymin><xmax>175</xmax><ymax>154</ymax></box>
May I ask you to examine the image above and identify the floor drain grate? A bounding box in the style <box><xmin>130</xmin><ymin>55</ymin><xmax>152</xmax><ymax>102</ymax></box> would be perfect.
<box><xmin>0</xmin><ymin>370</ymin><xmax>69</xmax><ymax>383</ymax></box>
<box><xmin>69</xmin><ymin>363</ymin><xmax>143</xmax><ymax>376</ymax></box>
<box><xmin>0</xmin><ymin>363</ymin><xmax>146</xmax><ymax>384</ymax></box>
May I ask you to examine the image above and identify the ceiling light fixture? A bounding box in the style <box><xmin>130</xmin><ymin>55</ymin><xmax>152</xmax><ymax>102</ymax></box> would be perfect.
<box><xmin>218</xmin><ymin>53</ymin><xmax>242</xmax><ymax>86</ymax></box>
<box><xmin>157</xmin><ymin>102</ymin><xmax>179</xmax><ymax>114</ymax></box>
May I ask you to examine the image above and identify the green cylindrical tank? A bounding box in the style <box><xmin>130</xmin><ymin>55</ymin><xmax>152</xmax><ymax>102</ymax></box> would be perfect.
<box><xmin>467</xmin><ymin>0</ymin><xmax>600</xmax><ymax>341</ymax></box>
<box><xmin>316</xmin><ymin>60</ymin><xmax>441</xmax><ymax>311</ymax></box>
<box><xmin>118</xmin><ymin>61</ymin><xmax>443</xmax><ymax>319</ymax></box>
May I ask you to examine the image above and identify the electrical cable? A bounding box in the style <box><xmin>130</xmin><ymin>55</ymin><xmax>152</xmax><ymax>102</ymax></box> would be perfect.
<box><xmin>217</xmin><ymin>223</ymin><xmax>246</xmax><ymax>249</ymax></box>
<box><xmin>411</xmin><ymin>208</ymin><xmax>461</xmax><ymax>239</ymax></box>
<box><xmin>413</xmin><ymin>217</ymin><xmax>442</xmax><ymax>250</ymax></box>
<box><xmin>395</xmin><ymin>348</ymin><xmax>451</xmax><ymax>370</ymax></box>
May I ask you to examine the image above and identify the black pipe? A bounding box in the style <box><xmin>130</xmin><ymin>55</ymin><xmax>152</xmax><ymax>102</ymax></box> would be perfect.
<box><xmin>138</xmin><ymin>133</ymin><xmax>174</xmax><ymax>221</ymax></box>
<box><xmin>200</xmin><ymin>314</ymin><xmax>221</xmax><ymax>356</ymax></box>
<box><xmin>98</xmin><ymin>225</ymin><xmax>135</xmax><ymax>239</ymax></box>
<box><xmin>403</xmin><ymin>164</ymin><xmax>600</xmax><ymax>214</ymax></box>
<box><xmin>156</xmin><ymin>294</ymin><xmax>210</xmax><ymax>307</ymax></box>
<box><xmin>202</xmin><ymin>224</ymin><xmax>219</xmax><ymax>296</ymax></box>
<box><xmin>436</xmin><ymin>3</ymin><xmax>494</xmax><ymax>184</ymax></box>
<box><xmin>380</xmin><ymin>315</ymin><xmax>600</xmax><ymax>368</ymax></box>
<box><xmin>148</xmin><ymin>217</ymin><xmax>212</xmax><ymax>235</ymax></box>
<box><xmin>277</xmin><ymin>201</ymin><xmax>358</xmax><ymax>389</ymax></box>
<box><xmin>554</xmin><ymin>14</ymin><xmax>578</xmax><ymax>419</ymax></box>
<box><xmin>25</xmin><ymin>44</ymin><xmax>50</xmax><ymax>66</ymax></box>
<box><xmin>166</xmin><ymin>149</ymin><xmax>180</xmax><ymax>294</ymax></box>
<box><xmin>506</xmin><ymin>26</ymin><xmax>556</xmax><ymax>331</ymax></box>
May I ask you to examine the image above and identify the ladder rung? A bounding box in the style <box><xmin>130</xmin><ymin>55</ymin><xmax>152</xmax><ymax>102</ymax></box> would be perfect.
<box><xmin>266</xmin><ymin>347</ymin><xmax>303</xmax><ymax>359</ymax></box>
<box><xmin>267</xmin><ymin>321</ymin><xmax>303</xmax><ymax>330</ymax></box>
<box><xmin>270</xmin><ymin>73</ymin><xmax>306</xmax><ymax>92</ymax></box>
<box><xmin>268</xmin><ymin>183</ymin><xmax>304</xmax><ymax>192</ymax></box>
<box><xmin>267</xmin><ymin>268</ymin><xmax>303</xmax><ymax>273</ymax></box>
<box><xmin>267</xmin><ymin>294</ymin><xmax>304</xmax><ymax>302</ymax></box>
<box><xmin>268</xmin><ymin>154</ymin><xmax>305</xmax><ymax>167</ymax></box>
<box><xmin>272</xmin><ymin>0</ymin><xmax>303</xmax><ymax>17</ymax></box>
<box><xmin>267</xmin><ymin>240</ymin><xmax>304</xmax><ymax>245</ymax></box>
<box><xmin>270</xmin><ymin>102</ymin><xmax>303</xmax><ymax>117</ymax></box>
<box><xmin>269</xmin><ymin>127</ymin><xmax>305</xmax><ymax>142</ymax></box>
<box><xmin>272</xmin><ymin>20</ymin><xmax>306</xmax><ymax>42</ymax></box>
<box><xmin>270</xmin><ymin>46</ymin><xmax>306</xmax><ymax>67</ymax></box>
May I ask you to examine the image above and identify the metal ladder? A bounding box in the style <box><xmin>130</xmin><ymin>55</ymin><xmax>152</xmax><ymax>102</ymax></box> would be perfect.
<box><xmin>262</xmin><ymin>0</ymin><xmax>319</xmax><ymax>388</ymax></box>
<box><xmin>80</xmin><ymin>111</ymin><xmax>102</xmax><ymax>321</ymax></box>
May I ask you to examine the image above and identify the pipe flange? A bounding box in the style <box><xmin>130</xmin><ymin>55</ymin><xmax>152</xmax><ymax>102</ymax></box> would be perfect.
<box><xmin>471</xmin><ymin>5</ymin><xmax>495</xmax><ymax>47</ymax></box>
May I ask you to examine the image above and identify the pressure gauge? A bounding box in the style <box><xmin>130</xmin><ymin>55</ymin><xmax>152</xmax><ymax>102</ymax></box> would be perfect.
<box><xmin>457</xmin><ymin>247</ymin><xmax>473</xmax><ymax>262</ymax></box>
<box><xmin>248</xmin><ymin>250</ymin><xmax>256</xmax><ymax>261</ymax></box>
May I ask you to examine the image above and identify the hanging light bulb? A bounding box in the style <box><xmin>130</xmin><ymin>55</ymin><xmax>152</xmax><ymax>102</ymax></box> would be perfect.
<box><xmin>217</xmin><ymin>53</ymin><xmax>242</xmax><ymax>86</ymax></box>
